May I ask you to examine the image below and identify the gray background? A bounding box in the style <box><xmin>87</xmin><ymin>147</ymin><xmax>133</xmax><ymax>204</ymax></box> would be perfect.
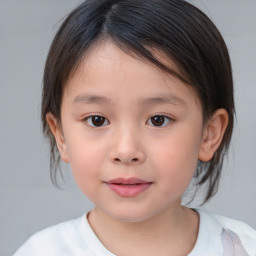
<box><xmin>0</xmin><ymin>0</ymin><xmax>255</xmax><ymax>255</ymax></box>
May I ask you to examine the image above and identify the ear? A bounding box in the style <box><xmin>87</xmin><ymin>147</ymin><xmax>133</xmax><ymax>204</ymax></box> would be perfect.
<box><xmin>46</xmin><ymin>113</ymin><xmax>69</xmax><ymax>163</ymax></box>
<box><xmin>199</xmin><ymin>109</ymin><xmax>229</xmax><ymax>162</ymax></box>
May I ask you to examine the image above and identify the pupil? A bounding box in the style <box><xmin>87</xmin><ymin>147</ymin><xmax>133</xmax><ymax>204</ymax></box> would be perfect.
<box><xmin>92</xmin><ymin>116</ymin><xmax>105</xmax><ymax>126</ymax></box>
<box><xmin>152</xmin><ymin>116</ymin><xmax>164</xmax><ymax>126</ymax></box>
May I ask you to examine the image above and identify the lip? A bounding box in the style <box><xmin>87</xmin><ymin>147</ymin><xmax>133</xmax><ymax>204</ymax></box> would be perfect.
<box><xmin>105</xmin><ymin>178</ymin><xmax>153</xmax><ymax>197</ymax></box>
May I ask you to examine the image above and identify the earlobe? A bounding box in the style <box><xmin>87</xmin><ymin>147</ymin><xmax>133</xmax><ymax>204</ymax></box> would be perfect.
<box><xmin>46</xmin><ymin>113</ymin><xmax>69</xmax><ymax>163</ymax></box>
<box><xmin>199</xmin><ymin>109</ymin><xmax>229</xmax><ymax>162</ymax></box>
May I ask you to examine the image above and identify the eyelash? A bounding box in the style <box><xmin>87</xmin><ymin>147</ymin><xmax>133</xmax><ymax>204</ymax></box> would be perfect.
<box><xmin>83</xmin><ymin>115</ymin><xmax>173</xmax><ymax>128</ymax></box>
<box><xmin>83</xmin><ymin>115</ymin><xmax>110</xmax><ymax>127</ymax></box>
<box><xmin>146</xmin><ymin>115</ymin><xmax>172</xmax><ymax>127</ymax></box>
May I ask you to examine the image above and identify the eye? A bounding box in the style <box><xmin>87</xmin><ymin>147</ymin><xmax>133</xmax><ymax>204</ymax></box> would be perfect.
<box><xmin>147</xmin><ymin>115</ymin><xmax>172</xmax><ymax>127</ymax></box>
<box><xmin>84</xmin><ymin>115</ymin><xmax>109</xmax><ymax>127</ymax></box>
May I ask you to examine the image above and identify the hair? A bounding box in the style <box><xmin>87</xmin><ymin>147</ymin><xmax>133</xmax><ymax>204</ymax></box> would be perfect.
<box><xmin>41</xmin><ymin>0</ymin><xmax>234</xmax><ymax>203</ymax></box>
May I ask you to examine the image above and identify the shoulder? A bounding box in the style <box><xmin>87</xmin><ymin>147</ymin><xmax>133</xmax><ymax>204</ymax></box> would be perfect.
<box><xmin>214</xmin><ymin>213</ymin><xmax>256</xmax><ymax>254</ymax></box>
<box><xmin>213</xmin><ymin>213</ymin><xmax>256</xmax><ymax>236</ymax></box>
<box><xmin>197</xmin><ymin>209</ymin><xmax>256</xmax><ymax>255</ymax></box>
<box><xmin>14</xmin><ymin>212</ymin><xmax>115</xmax><ymax>256</ymax></box>
<box><xmin>14</xmin><ymin>215</ymin><xmax>88</xmax><ymax>256</ymax></box>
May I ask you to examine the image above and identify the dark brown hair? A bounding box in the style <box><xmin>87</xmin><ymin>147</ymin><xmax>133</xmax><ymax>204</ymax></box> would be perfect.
<box><xmin>42</xmin><ymin>0</ymin><xmax>234</xmax><ymax>203</ymax></box>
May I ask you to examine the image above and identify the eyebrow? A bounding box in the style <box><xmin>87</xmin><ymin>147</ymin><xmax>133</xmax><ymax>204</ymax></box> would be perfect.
<box><xmin>73</xmin><ymin>95</ymin><xmax>111</xmax><ymax>105</ymax></box>
<box><xmin>73</xmin><ymin>94</ymin><xmax>186</xmax><ymax>106</ymax></box>
<box><xmin>139</xmin><ymin>95</ymin><xmax>186</xmax><ymax>106</ymax></box>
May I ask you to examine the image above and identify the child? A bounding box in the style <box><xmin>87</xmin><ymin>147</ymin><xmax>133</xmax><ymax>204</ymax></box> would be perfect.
<box><xmin>14</xmin><ymin>0</ymin><xmax>256</xmax><ymax>255</ymax></box>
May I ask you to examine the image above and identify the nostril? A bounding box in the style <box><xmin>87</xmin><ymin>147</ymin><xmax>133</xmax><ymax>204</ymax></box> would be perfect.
<box><xmin>113</xmin><ymin>157</ymin><xmax>139</xmax><ymax>163</ymax></box>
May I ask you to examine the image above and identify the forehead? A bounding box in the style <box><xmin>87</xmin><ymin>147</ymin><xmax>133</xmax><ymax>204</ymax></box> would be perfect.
<box><xmin>82</xmin><ymin>40</ymin><xmax>185</xmax><ymax>79</ymax></box>
<box><xmin>64</xmin><ymin>41</ymin><xmax>201</xmax><ymax>109</ymax></box>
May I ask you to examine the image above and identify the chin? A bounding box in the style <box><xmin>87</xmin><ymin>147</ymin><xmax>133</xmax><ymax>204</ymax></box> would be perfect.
<box><xmin>107</xmin><ymin>208</ymin><xmax>156</xmax><ymax>223</ymax></box>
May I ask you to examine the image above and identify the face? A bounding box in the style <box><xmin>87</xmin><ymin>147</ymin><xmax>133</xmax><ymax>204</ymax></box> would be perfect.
<box><xmin>53</xmin><ymin>42</ymin><xmax>207</xmax><ymax>222</ymax></box>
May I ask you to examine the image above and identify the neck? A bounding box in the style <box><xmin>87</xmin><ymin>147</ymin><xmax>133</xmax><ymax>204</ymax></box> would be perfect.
<box><xmin>88</xmin><ymin>205</ymin><xmax>199</xmax><ymax>256</ymax></box>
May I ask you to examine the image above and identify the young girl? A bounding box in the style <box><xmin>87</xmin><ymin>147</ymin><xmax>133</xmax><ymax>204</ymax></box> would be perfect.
<box><xmin>14</xmin><ymin>0</ymin><xmax>256</xmax><ymax>255</ymax></box>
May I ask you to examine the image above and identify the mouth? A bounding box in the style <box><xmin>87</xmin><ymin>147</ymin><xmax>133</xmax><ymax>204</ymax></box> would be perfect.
<box><xmin>105</xmin><ymin>178</ymin><xmax>153</xmax><ymax>197</ymax></box>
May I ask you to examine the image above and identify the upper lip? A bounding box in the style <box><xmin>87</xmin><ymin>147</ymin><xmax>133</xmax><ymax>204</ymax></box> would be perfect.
<box><xmin>106</xmin><ymin>178</ymin><xmax>151</xmax><ymax>185</ymax></box>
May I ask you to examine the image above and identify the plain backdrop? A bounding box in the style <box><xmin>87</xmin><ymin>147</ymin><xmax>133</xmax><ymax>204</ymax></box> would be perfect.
<box><xmin>0</xmin><ymin>0</ymin><xmax>255</xmax><ymax>255</ymax></box>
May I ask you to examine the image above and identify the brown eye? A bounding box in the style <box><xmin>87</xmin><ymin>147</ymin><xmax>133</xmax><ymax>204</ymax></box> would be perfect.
<box><xmin>148</xmin><ymin>115</ymin><xmax>171</xmax><ymax>127</ymax></box>
<box><xmin>86</xmin><ymin>116</ymin><xmax>109</xmax><ymax>127</ymax></box>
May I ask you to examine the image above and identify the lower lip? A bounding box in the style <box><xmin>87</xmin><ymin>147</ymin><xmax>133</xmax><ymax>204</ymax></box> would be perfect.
<box><xmin>106</xmin><ymin>183</ymin><xmax>152</xmax><ymax>197</ymax></box>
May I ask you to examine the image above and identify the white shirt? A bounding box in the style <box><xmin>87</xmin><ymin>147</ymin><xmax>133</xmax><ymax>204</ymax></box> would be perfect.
<box><xmin>14</xmin><ymin>209</ymin><xmax>256</xmax><ymax>256</ymax></box>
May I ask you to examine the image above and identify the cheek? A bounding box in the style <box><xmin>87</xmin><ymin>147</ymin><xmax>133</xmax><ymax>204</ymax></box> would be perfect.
<box><xmin>151</xmin><ymin>131</ymin><xmax>201</xmax><ymax>188</ymax></box>
<box><xmin>66</xmin><ymin>137</ymin><xmax>106</xmax><ymax>188</ymax></box>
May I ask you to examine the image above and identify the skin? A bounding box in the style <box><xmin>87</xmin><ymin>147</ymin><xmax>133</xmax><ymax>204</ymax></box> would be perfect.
<box><xmin>47</xmin><ymin>41</ymin><xmax>229</xmax><ymax>255</ymax></box>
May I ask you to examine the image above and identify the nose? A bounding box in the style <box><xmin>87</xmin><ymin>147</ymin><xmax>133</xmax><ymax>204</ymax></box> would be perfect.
<box><xmin>109</xmin><ymin>128</ymin><xmax>146</xmax><ymax>165</ymax></box>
